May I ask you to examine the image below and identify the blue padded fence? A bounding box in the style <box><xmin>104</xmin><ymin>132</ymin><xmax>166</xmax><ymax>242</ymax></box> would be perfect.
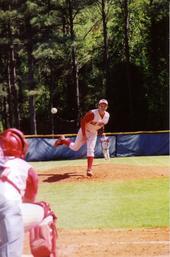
<box><xmin>25</xmin><ymin>131</ymin><xmax>169</xmax><ymax>162</ymax></box>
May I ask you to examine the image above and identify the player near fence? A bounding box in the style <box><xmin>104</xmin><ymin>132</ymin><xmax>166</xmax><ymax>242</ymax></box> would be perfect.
<box><xmin>0</xmin><ymin>128</ymin><xmax>57</xmax><ymax>257</ymax></box>
<box><xmin>100</xmin><ymin>134</ymin><xmax>110</xmax><ymax>160</ymax></box>
<box><xmin>54</xmin><ymin>99</ymin><xmax>110</xmax><ymax>176</ymax></box>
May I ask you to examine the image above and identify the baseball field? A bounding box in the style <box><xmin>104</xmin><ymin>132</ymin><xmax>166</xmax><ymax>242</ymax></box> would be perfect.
<box><xmin>24</xmin><ymin>156</ymin><xmax>170</xmax><ymax>257</ymax></box>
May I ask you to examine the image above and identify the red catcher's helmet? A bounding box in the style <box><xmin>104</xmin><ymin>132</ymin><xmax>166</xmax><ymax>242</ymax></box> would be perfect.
<box><xmin>0</xmin><ymin>128</ymin><xmax>28</xmax><ymax>158</ymax></box>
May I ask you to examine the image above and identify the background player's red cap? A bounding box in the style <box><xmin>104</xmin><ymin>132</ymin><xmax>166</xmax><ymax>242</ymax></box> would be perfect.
<box><xmin>99</xmin><ymin>99</ymin><xmax>108</xmax><ymax>105</ymax></box>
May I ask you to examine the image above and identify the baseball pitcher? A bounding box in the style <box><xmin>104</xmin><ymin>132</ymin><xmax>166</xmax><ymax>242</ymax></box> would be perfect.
<box><xmin>54</xmin><ymin>99</ymin><xmax>110</xmax><ymax>176</ymax></box>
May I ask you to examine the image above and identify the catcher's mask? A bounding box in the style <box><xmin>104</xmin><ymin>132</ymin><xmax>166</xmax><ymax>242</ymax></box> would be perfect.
<box><xmin>0</xmin><ymin>128</ymin><xmax>28</xmax><ymax>158</ymax></box>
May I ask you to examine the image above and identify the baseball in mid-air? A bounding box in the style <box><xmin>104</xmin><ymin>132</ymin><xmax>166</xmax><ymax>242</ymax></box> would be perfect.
<box><xmin>51</xmin><ymin>107</ymin><xmax>58</xmax><ymax>114</ymax></box>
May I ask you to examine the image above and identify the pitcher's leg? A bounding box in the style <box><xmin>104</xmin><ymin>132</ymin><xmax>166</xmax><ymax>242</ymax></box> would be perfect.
<box><xmin>69</xmin><ymin>129</ymin><xmax>86</xmax><ymax>151</ymax></box>
<box><xmin>54</xmin><ymin>129</ymin><xmax>85</xmax><ymax>151</ymax></box>
<box><xmin>86</xmin><ymin>134</ymin><xmax>97</xmax><ymax>176</ymax></box>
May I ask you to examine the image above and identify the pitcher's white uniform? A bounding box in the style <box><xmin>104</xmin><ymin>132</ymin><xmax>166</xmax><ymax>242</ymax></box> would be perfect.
<box><xmin>54</xmin><ymin>99</ymin><xmax>110</xmax><ymax>176</ymax></box>
<box><xmin>69</xmin><ymin>109</ymin><xmax>110</xmax><ymax>157</ymax></box>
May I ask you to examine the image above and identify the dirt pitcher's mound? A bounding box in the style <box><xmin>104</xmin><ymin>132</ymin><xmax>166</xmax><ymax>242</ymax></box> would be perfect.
<box><xmin>38</xmin><ymin>163</ymin><xmax>170</xmax><ymax>183</ymax></box>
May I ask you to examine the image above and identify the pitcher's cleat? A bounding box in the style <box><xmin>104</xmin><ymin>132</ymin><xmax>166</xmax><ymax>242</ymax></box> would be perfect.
<box><xmin>87</xmin><ymin>169</ymin><xmax>93</xmax><ymax>177</ymax></box>
<box><xmin>54</xmin><ymin>135</ymin><xmax>66</xmax><ymax>147</ymax></box>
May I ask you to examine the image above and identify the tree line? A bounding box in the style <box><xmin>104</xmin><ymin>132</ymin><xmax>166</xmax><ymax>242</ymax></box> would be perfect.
<box><xmin>0</xmin><ymin>0</ymin><xmax>168</xmax><ymax>134</ymax></box>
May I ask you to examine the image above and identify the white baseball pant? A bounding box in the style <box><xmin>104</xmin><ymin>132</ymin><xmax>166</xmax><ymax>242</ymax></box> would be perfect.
<box><xmin>69</xmin><ymin>128</ymin><xmax>97</xmax><ymax>157</ymax></box>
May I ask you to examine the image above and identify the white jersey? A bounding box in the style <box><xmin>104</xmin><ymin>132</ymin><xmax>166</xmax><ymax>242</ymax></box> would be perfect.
<box><xmin>100</xmin><ymin>136</ymin><xmax>110</xmax><ymax>150</ymax></box>
<box><xmin>86</xmin><ymin>109</ymin><xmax>110</xmax><ymax>134</ymax></box>
<box><xmin>0</xmin><ymin>157</ymin><xmax>32</xmax><ymax>202</ymax></box>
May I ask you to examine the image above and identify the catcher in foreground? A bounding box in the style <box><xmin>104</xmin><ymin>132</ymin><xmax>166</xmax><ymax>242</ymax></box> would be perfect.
<box><xmin>0</xmin><ymin>128</ymin><xmax>57</xmax><ymax>257</ymax></box>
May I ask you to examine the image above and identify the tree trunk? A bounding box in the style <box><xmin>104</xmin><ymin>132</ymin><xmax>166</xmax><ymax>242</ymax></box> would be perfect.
<box><xmin>101</xmin><ymin>0</ymin><xmax>109</xmax><ymax>96</ymax></box>
<box><xmin>6</xmin><ymin>44</ymin><xmax>20</xmax><ymax>128</ymax></box>
<box><xmin>7</xmin><ymin>12</ymin><xmax>20</xmax><ymax>129</ymax></box>
<box><xmin>49</xmin><ymin>64</ymin><xmax>57</xmax><ymax>134</ymax></box>
<box><xmin>25</xmin><ymin>18</ymin><xmax>37</xmax><ymax>134</ymax></box>
<box><xmin>3</xmin><ymin>75</ymin><xmax>11</xmax><ymax>128</ymax></box>
<box><xmin>123</xmin><ymin>0</ymin><xmax>133</xmax><ymax>127</ymax></box>
<box><xmin>3</xmin><ymin>4</ymin><xmax>20</xmax><ymax>129</ymax></box>
<box><xmin>9</xmin><ymin>45</ymin><xmax>20</xmax><ymax>128</ymax></box>
<box><xmin>7</xmin><ymin>58</ymin><xmax>12</xmax><ymax>127</ymax></box>
<box><xmin>67</xmin><ymin>0</ymin><xmax>80</xmax><ymax>127</ymax></box>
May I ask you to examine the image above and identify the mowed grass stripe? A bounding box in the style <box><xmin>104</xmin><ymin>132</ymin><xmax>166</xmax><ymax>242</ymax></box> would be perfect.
<box><xmin>30</xmin><ymin>155</ymin><xmax>170</xmax><ymax>172</ymax></box>
<box><xmin>37</xmin><ymin>177</ymin><xmax>169</xmax><ymax>229</ymax></box>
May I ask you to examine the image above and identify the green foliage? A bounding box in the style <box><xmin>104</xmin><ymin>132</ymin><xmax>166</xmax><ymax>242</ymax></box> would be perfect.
<box><xmin>0</xmin><ymin>0</ymin><xmax>168</xmax><ymax>133</ymax></box>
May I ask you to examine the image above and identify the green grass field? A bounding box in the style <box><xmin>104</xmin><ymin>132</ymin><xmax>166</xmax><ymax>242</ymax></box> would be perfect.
<box><xmin>31</xmin><ymin>156</ymin><xmax>170</xmax><ymax>229</ymax></box>
<box><xmin>30</xmin><ymin>155</ymin><xmax>170</xmax><ymax>171</ymax></box>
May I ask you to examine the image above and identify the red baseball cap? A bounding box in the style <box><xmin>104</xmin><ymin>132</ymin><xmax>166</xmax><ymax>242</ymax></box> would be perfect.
<box><xmin>98</xmin><ymin>99</ymin><xmax>108</xmax><ymax>105</ymax></box>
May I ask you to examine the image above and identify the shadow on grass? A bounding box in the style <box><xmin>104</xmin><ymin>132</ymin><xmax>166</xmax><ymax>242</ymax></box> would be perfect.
<box><xmin>38</xmin><ymin>172</ymin><xmax>84</xmax><ymax>182</ymax></box>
